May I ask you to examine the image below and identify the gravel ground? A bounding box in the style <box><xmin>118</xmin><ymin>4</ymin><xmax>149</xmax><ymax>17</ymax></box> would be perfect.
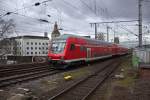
<box><xmin>76</xmin><ymin>55</ymin><xmax>135</xmax><ymax>100</ymax></box>
<box><xmin>99</xmin><ymin>55</ymin><xmax>150</xmax><ymax>100</ymax></box>
<box><xmin>132</xmin><ymin>79</ymin><xmax>150</xmax><ymax>100</ymax></box>
<box><xmin>0</xmin><ymin>62</ymin><xmax>96</xmax><ymax>100</ymax></box>
<box><xmin>2</xmin><ymin>56</ymin><xmax>148</xmax><ymax>100</ymax></box>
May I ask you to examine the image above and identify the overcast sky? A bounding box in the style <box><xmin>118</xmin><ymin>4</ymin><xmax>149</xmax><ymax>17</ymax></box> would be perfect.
<box><xmin>0</xmin><ymin>0</ymin><xmax>150</xmax><ymax>43</ymax></box>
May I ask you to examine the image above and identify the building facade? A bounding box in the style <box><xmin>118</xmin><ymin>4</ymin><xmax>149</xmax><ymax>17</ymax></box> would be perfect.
<box><xmin>2</xmin><ymin>36</ymin><xmax>49</xmax><ymax>56</ymax></box>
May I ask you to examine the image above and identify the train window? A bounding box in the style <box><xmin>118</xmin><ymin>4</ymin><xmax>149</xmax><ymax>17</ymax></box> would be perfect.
<box><xmin>51</xmin><ymin>42</ymin><xmax>66</xmax><ymax>53</ymax></box>
<box><xmin>83</xmin><ymin>47</ymin><xmax>86</xmax><ymax>51</ymax></box>
<box><xmin>80</xmin><ymin>46</ymin><xmax>86</xmax><ymax>51</ymax></box>
<box><xmin>70</xmin><ymin>44</ymin><xmax>75</xmax><ymax>50</ymax></box>
<box><xmin>80</xmin><ymin>46</ymin><xmax>84</xmax><ymax>51</ymax></box>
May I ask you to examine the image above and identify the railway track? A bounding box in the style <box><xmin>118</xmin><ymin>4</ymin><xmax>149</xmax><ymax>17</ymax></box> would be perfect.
<box><xmin>48</xmin><ymin>59</ymin><xmax>121</xmax><ymax>100</ymax></box>
<box><xmin>0</xmin><ymin>57</ymin><xmax>123</xmax><ymax>89</ymax></box>
<box><xmin>0</xmin><ymin>63</ymin><xmax>61</xmax><ymax>88</ymax></box>
<box><xmin>0</xmin><ymin>63</ymin><xmax>47</xmax><ymax>70</ymax></box>
<box><xmin>0</xmin><ymin>65</ymin><xmax>50</xmax><ymax>77</ymax></box>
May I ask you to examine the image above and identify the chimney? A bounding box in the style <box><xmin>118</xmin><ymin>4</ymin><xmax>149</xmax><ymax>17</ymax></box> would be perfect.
<box><xmin>44</xmin><ymin>32</ymin><xmax>48</xmax><ymax>37</ymax></box>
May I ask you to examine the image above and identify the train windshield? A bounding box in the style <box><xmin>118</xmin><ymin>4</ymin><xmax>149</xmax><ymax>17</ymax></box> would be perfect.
<box><xmin>51</xmin><ymin>40</ymin><xmax>66</xmax><ymax>53</ymax></box>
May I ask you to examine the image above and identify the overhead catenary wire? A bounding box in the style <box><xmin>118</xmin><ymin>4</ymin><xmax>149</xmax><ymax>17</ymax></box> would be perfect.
<box><xmin>0</xmin><ymin>0</ymin><xmax>52</xmax><ymax>19</ymax></box>
<box><xmin>0</xmin><ymin>8</ymin><xmax>52</xmax><ymax>24</ymax></box>
<box><xmin>100</xmin><ymin>0</ymin><xmax>139</xmax><ymax>36</ymax></box>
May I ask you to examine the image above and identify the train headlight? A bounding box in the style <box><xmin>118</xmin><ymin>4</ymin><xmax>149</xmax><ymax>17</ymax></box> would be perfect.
<box><xmin>61</xmin><ymin>56</ymin><xmax>64</xmax><ymax>60</ymax></box>
<box><xmin>48</xmin><ymin>57</ymin><xmax>51</xmax><ymax>60</ymax></box>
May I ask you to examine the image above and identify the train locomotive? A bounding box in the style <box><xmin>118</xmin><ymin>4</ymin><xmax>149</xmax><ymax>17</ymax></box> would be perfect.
<box><xmin>48</xmin><ymin>34</ymin><xmax>128</xmax><ymax>68</ymax></box>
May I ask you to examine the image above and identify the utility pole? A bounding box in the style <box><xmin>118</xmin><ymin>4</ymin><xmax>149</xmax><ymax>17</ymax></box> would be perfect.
<box><xmin>138</xmin><ymin>0</ymin><xmax>142</xmax><ymax>47</ymax></box>
<box><xmin>113</xmin><ymin>29</ymin><xmax>115</xmax><ymax>41</ymax></box>
<box><xmin>94</xmin><ymin>0</ymin><xmax>97</xmax><ymax>15</ymax></box>
<box><xmin>90</xmin><ymin>23</ymin><xmax>98</xmax><ymax>39</ymax></box>
<box><xmin>90</xmin><ymin>20</ymin><xmax>138</xmax><ymax>40</ymax></box>
<box><xmin>107</xmin><ymin>26</ymin><xmax>109</xmax><ymax>42</ymax></box>
<box><xmin>94</xmin><ymin>23</ymin><xmax>98</xmax><ymax>39</ymax></box>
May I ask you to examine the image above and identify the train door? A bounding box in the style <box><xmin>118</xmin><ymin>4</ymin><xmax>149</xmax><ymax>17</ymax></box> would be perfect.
<box><xmin>87</xmin><ymin>48</ymin><xmax>91</xmax><ymax>58</ymax></box>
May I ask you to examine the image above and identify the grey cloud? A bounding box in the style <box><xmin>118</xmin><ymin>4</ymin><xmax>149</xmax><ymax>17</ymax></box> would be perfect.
<box><xmin>0</xmin><ymin>0</ymin><xmax>149</xmax><ymax>42</ymax></box>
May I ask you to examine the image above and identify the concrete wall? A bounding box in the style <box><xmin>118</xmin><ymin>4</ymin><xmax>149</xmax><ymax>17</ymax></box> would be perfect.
<box><xmin>133</xmin><ymin>49</ymin><xmax>150</xmax><ymax>64</ymax></box>
<box><xmin>7</xmin><ymin>56</ymin><xmax>48</xmax><ymax>64</ymax></box>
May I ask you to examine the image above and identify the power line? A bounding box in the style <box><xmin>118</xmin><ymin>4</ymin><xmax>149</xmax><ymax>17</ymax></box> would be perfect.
<box><xmin>0</xmin><ymin>0</ymin><xmax>52</xmax><ymax>19</ymax></box>
<box><xmin>90</xmin><ymin>20</ymin><xmax>138</xmax><ymax>24</ymax></box>
<box><xmin>0</xmin><ymin>8</ymin><xmax>52</xmax><ymax>24</ymax></box>
<box><xmin>79</xmin><ymin>0</ymin><xmax>97</xmax><ymax>16</ymax></box>
<box><xmin>119</xmin><ymin>25</ymin><xmax>138</xmax><ymax>37</ymax></box>
<box><xmin>12</xmin><ymin>0</ymin><xmax>52</xmax><ymax>13</ymax></box>
<box><xmin>143</xmin><ymin>0</ymin><xmax>150</xmax><ymax>2</ymax></box>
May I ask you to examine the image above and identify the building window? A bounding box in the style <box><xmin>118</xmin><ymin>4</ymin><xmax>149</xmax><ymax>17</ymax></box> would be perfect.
<box><xmin>43</xmin><ymin>43</ymin><xmax>44</xmax><ymax>45</ymax></box>
<box><xmin>46</xmin><ymin>47</ymin><xmax>48</xmax><ymax>50</ymax></box>
<box><xmin>31</xmin><ymin>47</ymin><xmax>33</xmax><ymax>50</ymax></box>
<box><xmin>39</xmin><ymin>43</ymin><xmax>41</xmax><ymax>45</ymax></box>
<box><xmin>43</xmin><ymin>51</ymin><xmax>45</xmax><ymax>54</ymax></box>
<box><xmin>39</xmin><ymin>52</ymin><xmax>40</xmax><ymax>54</ymax></box>
<box><xmin>35</xmin><ymin>42</ymin><xmax>37</xmax><ymax>45</ymax></box>
<box><xmin>35</xmin><ymin>52</ymin><xmax>37</xmax><ymax>54</ymax></box>
<box><xmin>31</xmin><ymin>52</ymin><xmax>33</xmax><ymax>54</ymax></box>
<box><xmin>35</xmin><ymin>47</ymin><xmax>37</xmax><ymax>50</ymax></box>
<box><xmin>39</xmin><ymin>47</ymin><xmax>41</xmax><ymax>50</ymax></box>
<box><xmin>31</xmin><ymin>42</ymin><xmax>33</xmax><ymax>45</ymax></box>
<box><xmin>27</xmin><ymin>52</ymin><xmax>29</xmax><ymax>54</ymax></box>
<box><xmin>27</xmin><ymin>42</ymin><xmax>29</xmax><ymax>45</ymax></box>
<box><xmin>42</xmin><ymin>47</ymin><xmax>44</xmax><ymax>50</ymax></box>
<box><xmin>46</xmin><ymin>43</ymin><xmax>48</xmax><ymax>45</ymax></box>
<box><xmin>27</xmin><ymin>47</ymin><xmax>29</xmax><ymax>50</ymax></box>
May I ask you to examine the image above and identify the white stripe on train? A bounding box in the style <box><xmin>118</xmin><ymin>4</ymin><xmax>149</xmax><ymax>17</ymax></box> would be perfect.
<box><xmin>64</xmin><ymin>55</ymin><xmax>112</xmax><ymax>63</ymax></box>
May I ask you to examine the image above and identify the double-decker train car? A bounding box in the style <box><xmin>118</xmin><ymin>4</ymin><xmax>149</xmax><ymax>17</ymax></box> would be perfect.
<box><xmin>48</xmin><ymin>34</ymin><xmax>128</xmax><ymax>68</ymax></box>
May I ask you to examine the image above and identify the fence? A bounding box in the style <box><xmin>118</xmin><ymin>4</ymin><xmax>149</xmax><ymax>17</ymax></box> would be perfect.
<box><xmin>132</xmin><ymin>49</ymin><xmax>150</xmax><ymax>67</ymax></box>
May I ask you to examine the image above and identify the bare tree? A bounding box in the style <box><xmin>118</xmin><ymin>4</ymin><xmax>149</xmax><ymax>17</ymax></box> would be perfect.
<box><xmin>0</xmin><ymin>19</ymin><xmax>15</xmax><ymax>39</ymax></box>
<box><xmin>0</xmin><ymin>19</ymin><xmax>16</xmax><ymax>57</ymax></box>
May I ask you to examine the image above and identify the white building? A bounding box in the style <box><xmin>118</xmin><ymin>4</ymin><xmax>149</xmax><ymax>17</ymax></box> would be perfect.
<box><xmin>9</xmin><ymin>35</ymin><xmax>49</xmax><ymax>56</ymax></box>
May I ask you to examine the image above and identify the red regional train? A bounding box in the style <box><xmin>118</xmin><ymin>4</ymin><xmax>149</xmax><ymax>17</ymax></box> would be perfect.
<box><xmin>48</xmin><ymin>34</ymin><xmax>128</xmax><ymax>68</ymax></box>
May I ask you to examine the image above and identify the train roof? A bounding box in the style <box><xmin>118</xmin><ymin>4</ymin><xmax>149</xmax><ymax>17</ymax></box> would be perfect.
<box><xmin>56</xmin><ymin>34</ymin><xmax>114</xmax><ymax>46</ymax></box>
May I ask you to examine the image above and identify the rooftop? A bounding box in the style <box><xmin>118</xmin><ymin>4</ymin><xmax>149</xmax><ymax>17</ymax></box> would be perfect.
<box><xmin>10</xmin><ymin>35</ymin><xmax>49</xmax><ymax>40</ymax></box>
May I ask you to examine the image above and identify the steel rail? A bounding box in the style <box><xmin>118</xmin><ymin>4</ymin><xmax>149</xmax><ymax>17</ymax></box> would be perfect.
<box><xmin>48</xmin><ymin>59</ymin><xmax>121</xmax><ymax>100</ymax></box>
<box><xmin>0</xmin><ymin>65</ymin><xmax>50</xmax><ymax>77</ymax></box>
<box><xmin>0</xmin><ymin>69</ymin><xmax>60</xmax><ymax>88</ymax></box>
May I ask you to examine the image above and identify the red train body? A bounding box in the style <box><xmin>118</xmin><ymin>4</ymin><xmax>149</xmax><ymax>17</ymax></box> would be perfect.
<box><xmin>48</xmin><ymin>34</ymin><xmax>128</xmax><ymax>68</ymax></box>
